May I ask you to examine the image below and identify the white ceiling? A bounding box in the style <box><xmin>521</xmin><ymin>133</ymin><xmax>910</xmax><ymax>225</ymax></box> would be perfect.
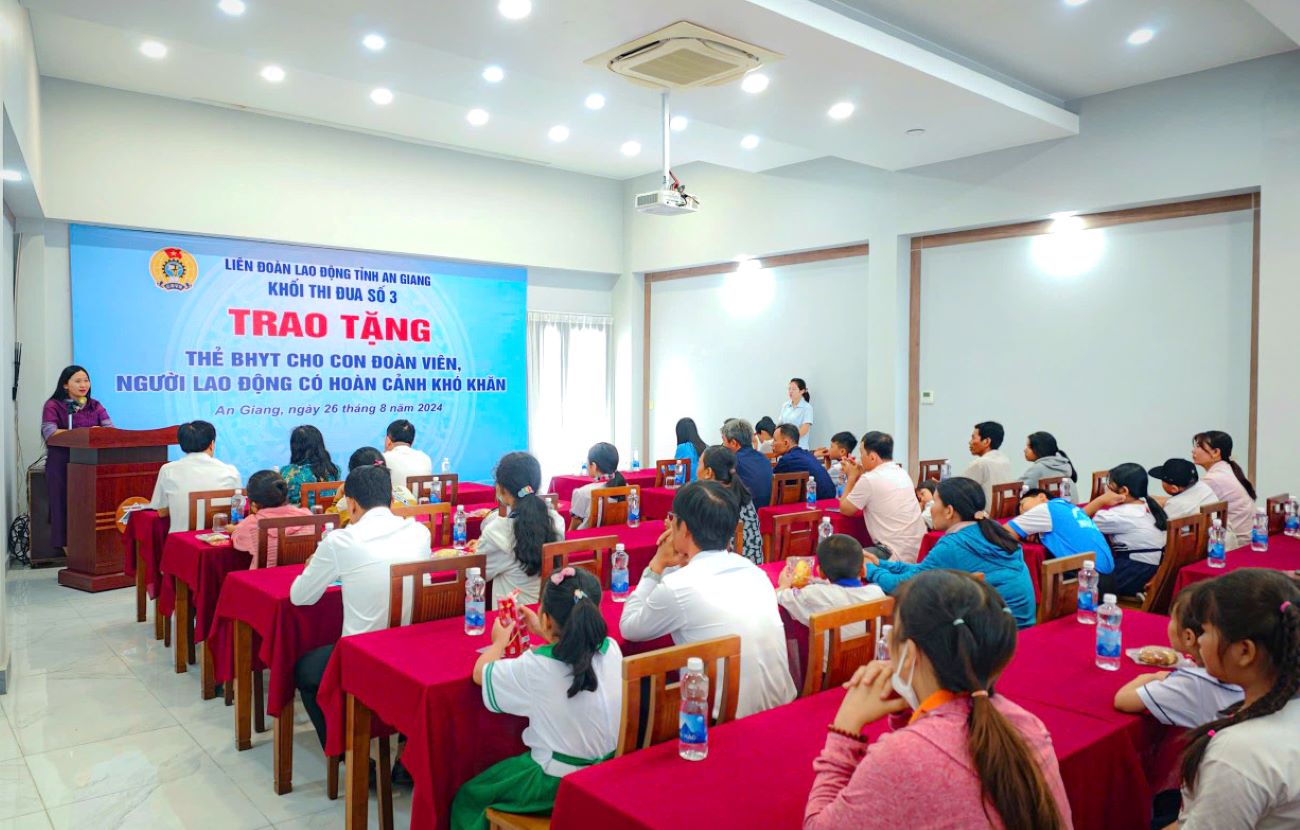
<box><xmin>22</xmin><ymin>0</ymin><xmax>1295</xmax><ymax>180</ymax></box>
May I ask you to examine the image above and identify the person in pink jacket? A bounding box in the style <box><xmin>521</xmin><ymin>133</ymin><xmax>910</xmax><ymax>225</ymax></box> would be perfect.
<box><xmin>229</xmin><ymin>470</ymin><xmax>312</xmax><ymax>568</ymax></box>
<box><xmin>804</xmin><ymin>569</ymin><xmax>1073</xmax><ymax>830</ymax></box>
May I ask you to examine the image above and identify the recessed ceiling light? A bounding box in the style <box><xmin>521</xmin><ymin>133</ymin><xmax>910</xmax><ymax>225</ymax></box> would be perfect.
<box><xmin>740</xmin><ymin>134</ymin><xmax>760</xmax><ymax>150</ymax></box>
<box><xmin>1063</xmin><ymin>0</ymin><xmax>1088</xmax><ymax>6</ymax></box>
<box><xmin>260</xmin><ymin>65</ymin><xmax>285</xmax><ymax>83</ymax></box>
<box><xmin>362</xmin><ymin>33</ymin><xmax>386</xmax><ymax>51</ymax></box>
<box><xmin>741</xmin><ymin>72</ymin><xmax>769</xmax><ymax>94</ymax></box>
<box><xmin>828</xmin><ymin>101</ymin><xmax>855</xmax><ymax>120</ymax></box>
<box><xmin>1</xmin><ymin>170</ymin><xmax>22</xmax><ymax>182</ymax></box>
<box><xmin>139</xmin><ymin>40</ymin><xmax>167</xmax><ymax>59</ymax></box>
<box><xmin>548</xmin><ymin>125</ymin><xmax>570</xmax><ymax>142</ymax></box>
<box><xmin>620</xmin><ymin>140</ymin><xmax>641</xmax><ymax>157</ymax></box>
<box><xmin>482</xmin><ymin>65</ymin><xmax>505</xmax><ymax>83</ymax></box>
<box><xmin>670</xmin><ymin>115</ymin><xmax>688</xmax><ymax>131</ymax></box>
<box><xmin>498</xmin><ymin>0</ymin><xmax>532</xmax><ymax>20</ymax></box>
<box><xmin>585</xmin><ymin>93</ymin><xmax>606</xmax><ymax>110</ymax></box>
<box><xmin>217</xmin><ymin>0</ymin><xmax>246</xmax><ymax>15</ymax></box>
<box><xmin>467</xmin><ymin>108</ymin><xmax>490</xmax><ymax>126</ymax></box>
<box><xmin>370</xmin><ymin>87</ymin><xmax>393</xmax><ymax>105</ymax></box>
<box><xmin>1127</xmin><ymin>27</ymin><xmax>1155</xmax><ymax>45</ymax></box>
<box><xmin>906</xmin><ymin>127</ymin><xmax>926</xmax><ymax>136</ymax></box>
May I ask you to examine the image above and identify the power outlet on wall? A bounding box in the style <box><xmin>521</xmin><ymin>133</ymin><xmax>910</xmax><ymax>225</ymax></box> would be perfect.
<box><xmin>921</xmin><ymin>390</ymin><xmax>935</xmax><ymax>405</ymax></box>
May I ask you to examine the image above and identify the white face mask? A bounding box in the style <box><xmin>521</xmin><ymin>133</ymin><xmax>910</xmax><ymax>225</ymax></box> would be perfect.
<box><xmin>890</xmin><ymin>641</ymin><xmax>920</xmax><ymax>710</ymax></box>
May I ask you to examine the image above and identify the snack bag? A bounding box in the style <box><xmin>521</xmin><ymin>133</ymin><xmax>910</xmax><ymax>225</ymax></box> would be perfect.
<box><xmin>496</xmin><ymin>589</ymin><xmax>530</xmax><ymax>658</ymax></box>
<box><xmin>789</xmin><ymin>556</ymin><xmax>814</xmax><ymax>589</ymax></box>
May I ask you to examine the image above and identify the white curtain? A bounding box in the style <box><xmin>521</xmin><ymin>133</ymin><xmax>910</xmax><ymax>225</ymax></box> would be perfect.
<box><xmin>527</xmin><ymin>311</ymin><xmax>613</xmax><ymax>490</ymax></box>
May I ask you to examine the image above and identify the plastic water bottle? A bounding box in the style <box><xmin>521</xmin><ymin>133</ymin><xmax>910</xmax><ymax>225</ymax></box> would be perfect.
<box><xmin>875</xmin><ymin>623</ymin><xmax>892</xmax><ymax>662</ymax></box>
<box><xmin>835</xmin><ymin>469</ymin><xmax>845</xmax><ymax>499</ymax></box>
<box><xmin>631</xmin><ymin>451</ymin><xmax>641</xmax><ymax>471</ymax></box>
<box><xmin>1076</xmin><ymin>560</ymin><xmax>1098</xmax><ymax>624</ymax></box>
<box><xmin>1207</xmin><ymin>517</ymin><xmax>1227</xmax><ymax>568</ymax></box>
<box><xmin>939</xmin><ymin>462</ymin><xmax>952</xmax><ymax>481</ymax></box>
<box><xmin>611</xmin><ymin>544</ymin><xmax>630</xmax><ymax>602</ymax></box>
<box><xmin>229</xmin><ymin>489</ymin><xmax>248</xmax><ymax>524</ymax></box>
<box><xmin>817</xmin><ymin>516</ymin><xmax>833</xmax><ymax>549</ymax></box>
<box><xmin>627</xmin><ymin>489</ymin><xmax>640</xmax><ymax>528</ymax></box>
<box><xmin>806</xmin><ymin>477</ymin><xmax>818</xmax><ymax>508</ymax></box>
<box><xmin>464</xmin><ymin>567</ymin><xmax>486</xmax><ymax>635</ymax></box>
<box><xmin>1286</xmin><ymin>500</ymin><xmax>1300</xmax><ymax>538</ymax></box>
<box><xmin>453</xmin><ymin>505</ymin><xmax>468</xmax><ymax>550</ymax></box>
<box><xmin>674</xmin><ymin>462</ymin><xmax>685</xmax><ymax>486</ymax></box>
<box><xmin>679</xmin><ymin>657</ymin><xmax>709</xmax><ymax>761</ymax></box>
<box><xmin>441</xmin><ymin>457</ymin><xmax>451</xmax><ymax>474</ymax></box>
<box><xmin>1095</xmin><ymin>594</ymin><xmax>1122</xmax><ymax>671</ymax></box>
<box><xmin>1251</xmin><ymin>506</ymin><xmax>1269</xmax><ymax>551</ymax></box>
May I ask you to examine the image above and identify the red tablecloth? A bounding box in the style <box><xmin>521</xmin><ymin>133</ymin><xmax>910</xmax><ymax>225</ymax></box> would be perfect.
<box><xmin>1174</xmin><ymin>533</ymin><xmax>1300</xmax><ymax>593</ymax></box>
<box><xmin>459</xmin><ymin>501</ymin><xmax>574</xmax><ymax>542</ymax></box>
<box><xmin>918</xmin><ymin>530</ymin><xmax>1047</xmax><ymax>601</ymax></box>
<box><xmin>565</xmin><ymin>521</ymin><xmax>668</xmax><ymax>582</ymax></box>
<box><xmin>548</xmin><ymin>469</ymin><xmax>659</xmax><ymax>502</ymax></box>
<box><xmin>158</xmin><ymin>531</ymin><xmax>252</xmax><ymax>642</ymax></box>
<box><xmin>207</xmin><ymin>565</ymin><xmax>343</xmax><ymax>714</ymax></box>
<box><xmin>122</xmin><ymin>509</ymin><xmax>168</xmax><ymax>599</ymax></box>
<box><xmin>452</xmin><ymin>482</ymin><xmax>495</xmax><ymax>505</ymax></box>
<box><xmin>757</xmin><ymin>499</ymin><xmax>872</xmax><ymax>547</ymax></box>
<box><xmin>639</xmin><ymin>486</ymin><xmax>676</xmax><ymax>521</ymax></box>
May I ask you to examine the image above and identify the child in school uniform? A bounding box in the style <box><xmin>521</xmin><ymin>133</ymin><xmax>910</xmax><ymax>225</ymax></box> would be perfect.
<box><xmin>1113</xmin><ymin>582</ymin><xmax>1243</xmax><ymax>726</ymax></box>
<box><xmin>1083</xmin><ymin>463</ymin><xmax>1168</xmax><ymax>596</ymax></box>
<box><xmin>915</xmin><ymin>479</ymin><xmax>937</xmax><ymax>529</ymax></box>
<box><xmin>777</xmin><ymin>534</ymin><xmax>886</xmax><ymax>634</ymax></box>
<box><xmin>451</xmin><ymin>568</ymin><xmax>622</xmax><ymax>830</ymax></box>
<box><xmin>568</xmin><ymin>442</ymin><xmax>626</xmax><ymax>531</ymax></box>
<box><xmin>229</xmin><ymin>470</ymin><xmax>313</xmax><ymax>568</ymax></box>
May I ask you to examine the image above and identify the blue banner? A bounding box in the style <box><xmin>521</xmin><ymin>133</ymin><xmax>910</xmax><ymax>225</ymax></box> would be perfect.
<box><xmin>69</xmin><ymin>224</ymin><xmax>526</xmax><ymax>484</ymax></box>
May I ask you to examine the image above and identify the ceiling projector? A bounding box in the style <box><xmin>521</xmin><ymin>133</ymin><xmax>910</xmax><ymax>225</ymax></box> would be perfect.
<box><xmin>635</xmin><ymin>187</ymin><xmax>699</xmax><ymax>216</ymax></box>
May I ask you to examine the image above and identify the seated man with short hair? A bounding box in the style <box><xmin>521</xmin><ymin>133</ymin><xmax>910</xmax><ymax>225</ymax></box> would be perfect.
<box><xmin>838</xmin><ymin>431</ymin><xmax>926</xmax><ymax>563</ymax></box>
<box><xmin>772</xmin><ymin>423</ymin><xmax>835</xmax><ymax>501</ymax></box>
<box><xmin>620</xmin><ymin>481</ymin><xmax>796</xmax><ymax>717</ymax></box>
<box><xmin>382</xmin><ymin>418</ymin><xmax>433</xmax><ymax>494</ymax></box>
<box><xmin>149</xmin><ymin>420</ymin><xmax>242</xmax><ymax>533</ymax></box>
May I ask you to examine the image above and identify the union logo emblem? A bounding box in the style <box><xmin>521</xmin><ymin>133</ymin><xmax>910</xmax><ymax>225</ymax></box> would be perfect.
<box><xmin>149</xmin><ymin>247</ymin><xmax>199</xmax><ymax>291</ymax></box>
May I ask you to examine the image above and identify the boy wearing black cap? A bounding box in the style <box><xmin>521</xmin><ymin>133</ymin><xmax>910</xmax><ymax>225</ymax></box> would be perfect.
<box><xmin>1151</xmin><ymin>458</ymin><xmax>1237</xmax><ymax>548</ymax></box>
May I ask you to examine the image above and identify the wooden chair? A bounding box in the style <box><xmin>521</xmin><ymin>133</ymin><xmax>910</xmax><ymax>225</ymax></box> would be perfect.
<box><xmin>592</xmin><ymin>485</ymin><xmax>640</xmax><ymax>528</ymax></box>
<box><xmin>990</xmin><ymin>482</ymin><xmax>1023</xmax><ymax>520</ymax></box>
<box><xmin>730</xmin><ymin>521</ymin><xmax>743</xmax><ymax>555</ymax></box>
<box><xmin>391</xmin><ymin>502</ymin><xmax>453</xmax><ymax>546</ymax></box>
<box><xmin>299</xmin><ymin>480</ymin><xmax>343</xmax><ymax>510</ymax></box>
<box><xmin>917</xmin><ymin>458</ymin><xmax>946</xmax><ymax>483</ymax></box>
<box><xmin>539</xmin><ymin>536</ymin><xmax>616</xmax><ymax>590</ymax></box>
<box><xmin>1199</xmin><ymin>501</ymin><xmax>1229</xmax><ymax>544</ymax></box>
<box><xmin>1036</xmin><ymin>552</ymin><xmax>1095</xmax><ymax>624</ymax></box>
<box><xmin>1090</xmin><ymin>470</ymin><xmax>1111</xmax><ymax>500</ymax></box>
<box><xmin>770</xmin><ymin>471</ymin><xmax>810</xmax><ymax>506</ymax></box>
<box><xmin>1038</xmin><ymin>476</ymin><xmax>1066</xmax><ymax>500</ymax></box>
<box><xmin>654</xmin><ymin>458</ymin><xmax>692</xmax><ymax>487</ymax></box>
<box><xmin>387</xmin><ymin>553</ymin><xmax>486</xmax><ymax>627</ymax></box>
<box><xmin>485</xmin><ymin>810</ymin><xmax>551</xmax><ymax>830</ymax></box>
<box><xmin>255</xmin><ymin>514</ymin><xmax>337</xmax><ymax>568</ymax></box>
<box><xmin>1266</xmin><ymin>493</ymin><xmax>1291</xmax><ymax>536</ymax></box>
<box><xmin>616</xmin><ymin>636</ymin><xmax>741</xmax><ymax>756</ymax></box>
<box><xmin>770</xmin><ymin>509</ymin><xmax>823</xmax><ymax>564</ymax></box>
<box><xmin>1119</xmin><ymin>514</ymin><xmax>1205</xmax><ymax>614</ymax></box>
<box><xmin>801</xmin><ymin>597</ymin><xmax>895</xmax><ymax>697</ymax></box>
<box><xmin>407</xmin><ymin>473</ymin><xmax>459</xmax><ymax>505</ymax></box>
<box><xmin>186</xmin><ymin>488</ymin><xmax>236</xmax><ymax>531</ymax></box>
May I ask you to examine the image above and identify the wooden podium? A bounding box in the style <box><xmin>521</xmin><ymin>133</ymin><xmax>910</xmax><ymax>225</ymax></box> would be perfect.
<box><xmin>47</xmin><ymin>426</ymin><xmax>179</xmax><ymax>592</ymax></box>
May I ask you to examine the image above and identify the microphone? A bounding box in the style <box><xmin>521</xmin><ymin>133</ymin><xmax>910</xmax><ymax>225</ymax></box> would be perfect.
<box><xmin>66</xmin><ymin>398</ymin><xmax>75</xmax><ymax>429</ymax></box>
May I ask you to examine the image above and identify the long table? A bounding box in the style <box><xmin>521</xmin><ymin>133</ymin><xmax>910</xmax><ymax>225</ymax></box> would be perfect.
<box><xmin>123</xmin><ymin>509</ymin><xmax>169</xmax><ymax>637</ymax></box>
<box><xmin>548</xmin><ymin>469</ymin><xmax>659</xmax><ymax>502</ymax></box>
<box><xmin>1174</xmin><ymin>533</ymin><xmax>1300</xmax><ymax>593</ymax></box>
<box><xmin>757</xmin><ymin>499</ymin><xmax>872</xmax><ymax>559</ymax></box>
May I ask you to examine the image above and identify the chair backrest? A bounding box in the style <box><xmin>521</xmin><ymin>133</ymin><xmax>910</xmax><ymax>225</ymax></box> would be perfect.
<box><xmin>592</xmin><ymin>485</ymin><xmax>640</xmax><ymax>528</ymax></box>
<box><xmin>1090</xmin><ymin>470</ymin><xmax>1111</xmax><ymax>500</ymax></box>
<box><xmin>771</xmin><ymin>509</ymin><xmax>823</xmax><ymax>563</ymax></box>
<box><xmin>654</xmin><ymin>458</ymin><xmax>692</xmax><ymax>487</ymax></box>
<box><xmin>187</xmin><ymin>489</ymin><xmax>236</xmax><ymax>531</ymax></box>
<box><xmin>617</xmin><ymin>635</ymin><xmax>741</xmax><ymax>756</ymax></box>
<box><xmin>1266</xmin><ymin>493</ymin><xmax>1291</xmax><ymax>536</ymax></box>
<box><xmin>1038</xmin><ymin>476</ymin><xmax>1066</xmax><ymax>501</ymax></box>
<box><xmin>539</xmin><ymin>536</ymin><xmax>616</xmax><ymax>590</ymax></box>
<box><xmin>1199</xmin><ymin>501</ymin><xmax>1228</xmax><ymax>543</ymax></box>
<box><xmin>542</xmin><ymin>493</ymin><xmax>559</xmax><ymax>511</ymax></box>
<box><xmin>255</xmin><ymin>514</ymin><xmax>338</xmax><ymax>568</ymax></box>
<box><xmin>730</xmin><ymin>521</ymin><xmax>743</xmax><ymax>555</ymax></box>
<box><xmin>802</xmin><ymin>597</ymin><xmax>895</xmax><ymax>696</ymax></box>
<box><xmin>990</xmin><ymin>482</ymin><xmax>1025</xmax><ymax>520</ymax></box>
<box><xmin>299</xmin><ymin>480</ymin><xmax>344</xmax><ymax>510</ymax></box>
<box><xmin>917</xmin><ymin>458</ymin><xmax>946</xmax><ymax>483</ymax></box>
<box><xmin>770</xmin><ymin>471</ymin><xmax>810</xmax><ymax>506</ymax></box>
<box><xmin>387</xmin><ymin>553</ymin><xmax>486</xmax><ymax>627</ymax></box>
<box><xmin>1141</xmin><ymin>514</ymin><xmax>1206</xmax><ymax>614</ymax></box>
<box><xmin>390</xmin><ymin>502</ymin><xmax>454</xmax><ymax>546</ymax></box>
<box><xmin>1036</xmin><ymin>552</ymin><xmax>1095</xmax><ymax>624</ymax></box>
<box><xmin>407</xmin><ymin>473</ymin><xmax>459</xmax><ymax>505</ymax></box>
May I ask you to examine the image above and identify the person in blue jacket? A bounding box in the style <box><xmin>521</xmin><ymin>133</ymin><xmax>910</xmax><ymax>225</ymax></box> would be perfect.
<box><xmin>672</xmin><ymin>417</ymin><xmax>707</xmax><ymax>482</ymax></box>
<box><xmin>865</xmin><ymin>476</ymin><xmax>1036</xmax><ymax>628</ymax></box>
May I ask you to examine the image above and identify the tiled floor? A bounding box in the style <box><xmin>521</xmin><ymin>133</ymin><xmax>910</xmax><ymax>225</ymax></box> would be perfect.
<box><xmin>0</xmin><ymin>565</ymin><xmax>411</xmax><ymax>829</ymax></box>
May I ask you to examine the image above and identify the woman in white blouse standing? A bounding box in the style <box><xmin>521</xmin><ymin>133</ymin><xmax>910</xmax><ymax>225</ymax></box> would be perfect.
<box><xmin>479</xmin><ymin>451</ymin><xmax>565</xmax><ymax>607</ymax></box>
<box><xmin>1192</xmin><ymin>430</ymin><xmax>1257</xmax><ymax>543</ymax></box>
<box><xmin>778</xmin><ymin>378</ymin><xmax>815</xmax><ymax>449</ymax></box>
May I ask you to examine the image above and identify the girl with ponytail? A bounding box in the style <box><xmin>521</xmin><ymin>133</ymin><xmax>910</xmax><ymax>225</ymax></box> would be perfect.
<box><xmin>864</xmin><ymin>477</ymin><xmax>1038</xmax><ymax>628</ymax></box>
<box><xmin>1193</xmin><ymin>430</ymin><xmax>1257</xmax><ymax>543</ymax></box>
<box><xmin>459</xmin><ymin>568</ymin><xmax>622</xmax><ymax>830</ymax></box>
<box><xmin>569</xmin><ymin>442</ymin><xmax>627</xmax><ymax>530</ymax></box>
<box><xmin>480</xmin><ymin>451</ymin><xmax>565</xmax><ymax>607</ymax></box>
<box><xmin>805</xmin><ymin>569</ymin><xmax>1070</xmax><ymax>830</ymax></box>
<box><xmin>1019</xmin><ymin>431</ymin><xmax>1078</xmax><ymax>499</ymax></box>
<box><xmin>1084</xmin><ymin>462</ymin><xmax>1168</xmax><ymax>596</ymax></box>
<box><xmin>1177</xmin><ymin>568</ymin><xmax>1300</xmax><ymax>827</ymax></box>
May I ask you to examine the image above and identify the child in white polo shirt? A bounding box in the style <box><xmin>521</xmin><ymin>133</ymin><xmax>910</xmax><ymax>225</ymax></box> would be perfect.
<box><xmin>452</xmin><ymin>568</ymin><xmax>622</xmax><ymax>830</ymax></box>
<box><xmin>777</xmin><ymin>534</ymin><xmax>886</xmax><ymax>676</ymax></box>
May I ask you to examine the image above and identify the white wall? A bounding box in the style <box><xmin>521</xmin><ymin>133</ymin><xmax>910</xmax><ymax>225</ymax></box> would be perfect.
<box><xmin>647</xmin><ymin>256</ymin><xmax>869</xmax><ymax>459</ymax></box>
<box><xmin>918</xmin><ymin>211</ymin><xmax>1253</xmax><ymax>482</ymax></box>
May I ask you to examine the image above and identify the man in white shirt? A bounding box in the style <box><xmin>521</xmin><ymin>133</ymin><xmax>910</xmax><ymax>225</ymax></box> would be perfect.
<box><xmin>148</xmin><ymin>420</ymin><xmax>242</xmax><ymax>533</ymax></box>
<box><xmin>382</xmin><ymin>418</ymin><xmax>433</xmax><ymax>495</ymax></box>
<box><xmin>838</xmin><ymin>431</ymin><xmax>926</xmax><ymax>563</ymax></box>
<box><xmin>960</xmin><ymin>421</ymin><xmax>1014</xmax><ymax>507</ymax></box>
<box><xmin>620</xmin><ymin>481</ymin><xmax>796</xmax><ymax>717</ymax></box>
<box><xmin>290</xmin><ymin>464</ymin><xmax>432</xmax><ymax>749</ymax></box>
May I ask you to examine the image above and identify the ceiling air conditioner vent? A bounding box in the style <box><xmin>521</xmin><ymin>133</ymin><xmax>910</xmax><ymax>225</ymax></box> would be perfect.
<box><xmin>586</xmin><ymin>21</ymin><xmax>782</xmax><ymax>91</ymax></box>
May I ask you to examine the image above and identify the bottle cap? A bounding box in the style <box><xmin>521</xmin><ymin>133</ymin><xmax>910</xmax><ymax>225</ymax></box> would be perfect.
<box><xmin>467</xmin><ymin>567</ymin><xmax>481</xmax><ymax>577</ymax></box>
<box><xmin>1103</xmin><ymin>593</ymin><xmax>1117</xmax><ymax>605</ymax></box>
<box><xmin>1083</xmin><ymin>560</ymin><xmax>1094</xmax><ymax>570</ymax></box>
<box><xmin>1212</xmin><ymin>516</ymin><xmax>1222</xmax><ymax>526</ymax></box>
<box><xmin>685</xmin><ymin>657</ymin><xmax>704</xmax><ymax>672</ymax></box>
<box><xmin>615</xmin><ymin>543</ymin><xmax>625</xmax><ymax>552</ymax></box>
<box><xmin>1256</xmin><ymin>505</ymin><xmax>1267</xmax><ymax>513</ymax></box>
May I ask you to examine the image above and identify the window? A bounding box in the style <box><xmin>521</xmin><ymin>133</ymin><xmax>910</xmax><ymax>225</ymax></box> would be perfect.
<box><xmin>526</xmin><ymin>311</ymin><xmax>613</xmax><ymax>488</ymax></box>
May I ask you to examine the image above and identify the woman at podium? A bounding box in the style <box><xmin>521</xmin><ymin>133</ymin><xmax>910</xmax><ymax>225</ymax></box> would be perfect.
<box><xmin>41</xmin><ymin>365</ymin><xmax>113</xmax><ymax>550</ymax></box>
